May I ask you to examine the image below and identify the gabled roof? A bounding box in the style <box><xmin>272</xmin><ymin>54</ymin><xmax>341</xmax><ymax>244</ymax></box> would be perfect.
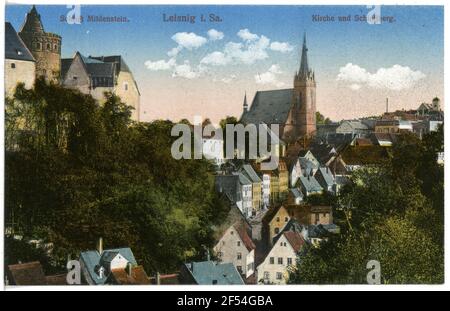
<box><xmin>283</xmin><ymin>231</ymin><xmax>305</xmax><ymax>252</ymax></box>
<box><xmin>316</xmin><ymin>167</ymin><xmax>334</xmax><ymax>187</ymax></box>
<box><xmin>240</xmin><ymin>164</ymin><xmax>262</xmax><ymax>183</ymax></box>
<box><xmin>299</xmin><ymin>157</ymin><xmax>319</xmax><ymax>175</ymax></box>
<box><xmin>235</xmin><ymin>224</ymin><xmax>256</xmax><ymax>252</ymax></box>
<box><xmin>240</xmin><ymin>89</ymin><xmax>293</xmax><ymax>125</ymax></box>
<box><xmin>7</xmin><ymin>261</ymin><xmax>46</xmax><ymax>285</ymax></box>
<box><xmin>308</xmin><ymin>224</ymin><xmax>340</xmax><ymax>238</ymax></box>
<box><xmin>89</xmin><ymin>55</ymin><xmax>131</xmax><ymax>73</ymax></box>
<box><xmin>262</xmin><ymin>205</ymin><xmax>287</xmax><ymax>224</ymax></box>
<box><xmin>236</xmin><ymin>172</ymin><xmax>252</xmax><ymax>185</ymax></box>
<box><xmin>290</xmin><ymin>188</ymin><xmax>303</xmax><ymax>200</ymax></box>
<box><xmin>215</xmin><ymin>175</ymin><xmax>242</xmax><ymax>203</ymax></box>
<box><xmin>79</xmin><ymin>247</ymin><xmax>137</xmax><ymax>285</ymax></box>
<box><xmin>109</xmin><ymin>266</ymin><xmax>150</xmax><ymax>285</ymax></box>
<box><xmin>298</xmin><ymin>175</ymin><xmax>323</xmax><ymax>193</ymax></box>
<box><xmin>5</xmin><ymin>22</ymin><xmax>35</xmax><ymax>62</ymax></box>
<box><xmin>183</xmin><ymin>261</ymin><xmax>244</xmax><ymax>285</ymax></box>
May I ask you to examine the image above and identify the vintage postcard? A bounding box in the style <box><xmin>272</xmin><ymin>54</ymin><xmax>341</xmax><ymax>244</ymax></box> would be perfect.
<box><xmin>2</xmin><ymin>1</ymin><xmax>445</xmax><ymax>292</ymax></box>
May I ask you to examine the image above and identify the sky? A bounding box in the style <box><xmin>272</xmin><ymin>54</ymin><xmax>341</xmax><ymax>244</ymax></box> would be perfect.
<box><xmin>6</xmin><ymin>5</ymin><xmax>444</xmax><ymax>123</ymax></box>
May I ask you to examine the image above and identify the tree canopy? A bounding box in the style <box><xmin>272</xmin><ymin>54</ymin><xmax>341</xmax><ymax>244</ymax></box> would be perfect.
<box><xmin>5</xmin><ymin>79</ymin><xmax>229</xmax><ymax>274</ymax></box>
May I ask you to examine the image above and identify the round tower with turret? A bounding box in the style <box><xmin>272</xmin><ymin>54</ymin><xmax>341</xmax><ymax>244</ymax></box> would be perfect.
<box><xmin>18</xmin><ymin>6</ymin><xmax>61</xmax><ymax>83</ymax></box>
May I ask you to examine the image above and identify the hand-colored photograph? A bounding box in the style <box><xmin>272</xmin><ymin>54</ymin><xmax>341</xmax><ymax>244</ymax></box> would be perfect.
<box><xmin>3</xmin><ymin>4</ymin><xmax>444</xmax><ymax>287</ymax></box>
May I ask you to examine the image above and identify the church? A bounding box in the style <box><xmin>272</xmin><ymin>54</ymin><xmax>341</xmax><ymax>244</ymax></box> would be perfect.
<box><xmin>240</xmin><ymin>34</ymin><xmax>317</xmax><ymax>144</ymax></box>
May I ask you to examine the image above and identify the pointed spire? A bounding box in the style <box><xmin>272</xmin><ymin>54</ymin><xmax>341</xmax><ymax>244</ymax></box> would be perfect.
<box><xmin>299</xmin><ymin>32</ymin><xmax>310</xmax><ymax>79</ymax></box>
<box><xmin>20</xmin><ymin>5</ymin><xmax>44</xmax><ymax>33</ymax></box>
<box><xmin>243</xmin><ymin>91</ymin><xmax>248</xmax><ymax>113</ymax></box>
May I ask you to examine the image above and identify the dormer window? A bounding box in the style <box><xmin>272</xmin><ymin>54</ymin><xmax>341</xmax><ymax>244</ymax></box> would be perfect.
<box><xmin>16</xmin><ymin>49</ymin><xmax>23</xmax><ymax>56</ymax></box>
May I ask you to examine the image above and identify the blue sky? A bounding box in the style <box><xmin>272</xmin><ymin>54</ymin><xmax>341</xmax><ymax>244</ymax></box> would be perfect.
<box><xmin>6</xmin><ymin>5</ymin><xmax>444</xmax><ymax>122</ymax></box>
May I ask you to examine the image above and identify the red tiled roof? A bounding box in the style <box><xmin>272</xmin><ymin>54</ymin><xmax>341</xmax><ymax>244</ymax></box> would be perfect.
<box><xmin>283</xmin><ymin>231</ymin><xmax>305</xmax><ymax>252</ymax></box>
<box><xmin>235</xmin><ymin>224</ymin><xmax>256</xmax><ymax>252</ymax></box>
<box><xmin>7</xmin><ymin>261</ymin><xmax>47</xmax><ymax>285</ymax></box>
<box><xmin>110</xmin><ymin>266</ymin><xmax>151</xmax><ymax>285</ymax></box>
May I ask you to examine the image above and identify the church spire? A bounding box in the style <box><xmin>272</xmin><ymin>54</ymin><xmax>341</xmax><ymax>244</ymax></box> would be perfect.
<box><xmin>299</xmin><ymin>32</ymin><xmax>310</xmax><ymax>79</ymax></box>
<box><xmin>243</xmin><ymin>91</ymin><xmax>248</xmax><ymax>113</ymax></box>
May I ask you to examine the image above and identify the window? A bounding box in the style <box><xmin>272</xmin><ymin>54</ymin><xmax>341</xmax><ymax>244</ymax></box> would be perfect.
<box><xmin>269</xmin><ymin>257</ymin><xmax>274</xmax><ymax>264</ymax></box>
<box><xmin>323</xmin><ymin>213</ymin><xmax>327</xmax><ymax>217</ymax></box>
<box><xmin>222</xmin><ymin>241</ymin><xmax>225</xmax><ymax>245</ymax></box>
<box><xmin>274</xmin><ymin>227</ymin><xmax>279</xmax><ymax>234</ymax></box>
<box><xmin>212</xmin><ymin>280</ymin><xmax>218</xmax><ymax>285</ymax></box>
<box><xmin>217</xmin><ymin>252</ymin><xmax>222</xmax><ymax>258</ymax></box>
<box><xmin>284</xmin><ymin>217</ymin><xmax>289</xmax><ymax>222</ymax></box>
<box><xmin>276</xmin><ymin>272</ymin><xmax>283</xmax><ymax>280</ymax></box>
<box><xmin>11</xmin><ymin>63</ymin><xmax>16</xmax><ymax>69</ymax></box>
<box><xmin>236</xmin><ymin>266</ymin><xmax>242</xmax><ymax>273</ymax></box>
<box><xmin>230</xmin><ymin>231</ymin><xmax>234</xmax><ymax>235</ymax></box>
<box><xmin>72</xmin><ymin>76</ymin><xmax>78</xmax><ymax>80</ymax></box>
<box><xmin>276</xmin><ymin>217</ymin><xmax>280</xmax><ymax>222</ymax></box>
<box><xmin>278</xmin><ymin>257</ymin><xmax>283</xmax><ymax>265</ymax></box>
<box><xmin>237</xmin><ymin>241</ymin><xmax>241</xmax><ymax>247</ymax></box>
<box><xmin>264</xmin><ymin>272</ymin><xmax>270</xmax><ymax>279</ymax></box>
<box><xmin>287</xmin><ymin>258</ymin><xmax>293</xmax><ymax>265</ymax></box>
<box><xmin>237</xmin><ymin>252</ymin><xmax>242</xmax><ymax>260</ymax></box>
<box><xmin>124</xmin><ymin>82</ymin><xmax>128</xmax><ymax>91</ymax></box>
<box><xmin>47</xmin><ymin>43</ymin><xmax>51</xmax><ymax>50</ymax></box>
<box><xmin>15</xmin><ymin>49</ymin><xmax>23</xmax><ymax>56</ymax></box>
<box><xmin>315</xmin><ymin>213</ymin><xmax>320</xmax><ymax>223</ymax></box>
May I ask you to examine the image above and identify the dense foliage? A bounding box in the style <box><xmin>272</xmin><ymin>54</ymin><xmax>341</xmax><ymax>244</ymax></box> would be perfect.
<box><xmin>5</xmin><ymin>79</ymin><xmax>229</xmax><ymax>274</ymax></box>
<box><xmin>289</xmin><ymin>127</ymin><xmax>444</xmax><ymax>284</ymax></box>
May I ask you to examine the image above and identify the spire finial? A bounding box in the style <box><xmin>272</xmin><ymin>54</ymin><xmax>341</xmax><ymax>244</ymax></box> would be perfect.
<box><xmin>298</xmin><ymin>32</ymin><xmax>310</xmax><ymax>79</ymax></box>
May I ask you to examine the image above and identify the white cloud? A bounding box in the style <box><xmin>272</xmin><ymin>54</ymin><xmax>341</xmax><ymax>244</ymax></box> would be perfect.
<box><xmin>337</xmin><ymin>63</ymin><xmax>426</xmax><ymax>91</ymax></box>
<box><xmin>237</xmin><ymin>28</ymin><xmax>259</xmax><ymax>41</ymax></box>
<box><xmin>255</xmin><ymin>64</ymin><xmax>285</xmax><ymax>87</ymax></box>
<box><xmin>171</xmin><ymin>32</ymin><xmax>207</xmax><ymax>50</ymax></box>
<box><xmin>200</xmin><ymin>51</ymin><xmax>230</xmax><ymax>66</ymax></box>
<box><xmin>144</xmin><ymin>58</ymin><xmax>176</xmax><ymax>71</ymax></box>
<box><xmin>207</xmin><ymin>29</ymin><xmax>224</xmax><ymax>41</ymax></box>
<box><xmin>172</xmin><ymin>61</ymin><xmax>204</xmax><ymax>79</ymax></box>
<box><xmin>167</xmin><ymin>46</ymin><xmax>182</xmax><ymax>57</ymax></box>
<box><xmin>224</xmin><ymin>35</ymin><xmax>270</xmax><ymax>64</ymax></box>
<box><xmin>270</xmin><ymin>41</ymin><xmax>294</xmax><ymax>53</ymax></box>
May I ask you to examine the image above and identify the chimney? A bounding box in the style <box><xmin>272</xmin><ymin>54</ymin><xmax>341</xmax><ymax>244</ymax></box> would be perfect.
<box><xmin>126</xmin><ymin>263</ymin><xmax>133</xmax><ymax>277</ymax></box>
<box><xmin>156</xmin><ymin>272</ymin><xmax>161</xmax><ymax>285</ymax></box>
<box><xmin>386</xmin><ymin>98</ymin><xmax>389</xmax><ymax>113</ymax></box>
<box><xmin>98</xmin><ymin>237</ymin><xmax>103</xmax><ymax>254</ymax></box>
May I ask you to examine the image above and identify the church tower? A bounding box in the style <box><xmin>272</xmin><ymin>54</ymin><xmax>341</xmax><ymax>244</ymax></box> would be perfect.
<box><xmin>292</xmin><ymin>33</ymin><xmax>316</xmax><ymax>139</ymax></box>
<box><xmin>19</xmin><ymin>6</ymin><xmax>61</xmax><ymax>82</ymax></box>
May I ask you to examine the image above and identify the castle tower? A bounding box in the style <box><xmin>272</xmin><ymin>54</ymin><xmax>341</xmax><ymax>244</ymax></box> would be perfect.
<box><xmin>19</xmin><ymin>6</ymin><xmax>61</xmax><ymax>82</ymax></box>
<box><xmin>293</xmin><ymin>33</ymin><xmax>316</xmax><ymax>139</ymax></box>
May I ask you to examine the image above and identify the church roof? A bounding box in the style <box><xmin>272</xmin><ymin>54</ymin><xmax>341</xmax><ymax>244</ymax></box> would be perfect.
<box><xmin>5</xmin><ymin>22</ymin><xmax>35</xmax><ymax>62</ymax></box>
<box><xmin>241</xmin><ymin>88</ymin><xmax>293</xmax><ymax>125</ymax></box>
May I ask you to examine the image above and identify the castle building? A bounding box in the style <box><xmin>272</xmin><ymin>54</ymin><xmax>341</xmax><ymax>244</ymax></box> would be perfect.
<box><xmin>241</xmin><ymin>34</ymin><xmax>317</xmax><ymax>143</ymax></box>
<box><xmin>61</xmin><ymin>52</ymin><xmax>141</xmax><ymax>121</ymax></box>
<box><xmin>18</xmin><ymin>6</ymin><xmax>61</xmax><ymax>82</ymax></box>
<box><xmin>5</xmin><ymin>22</ymin><xmax>36</xmax><ymax>96</ymax></box>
